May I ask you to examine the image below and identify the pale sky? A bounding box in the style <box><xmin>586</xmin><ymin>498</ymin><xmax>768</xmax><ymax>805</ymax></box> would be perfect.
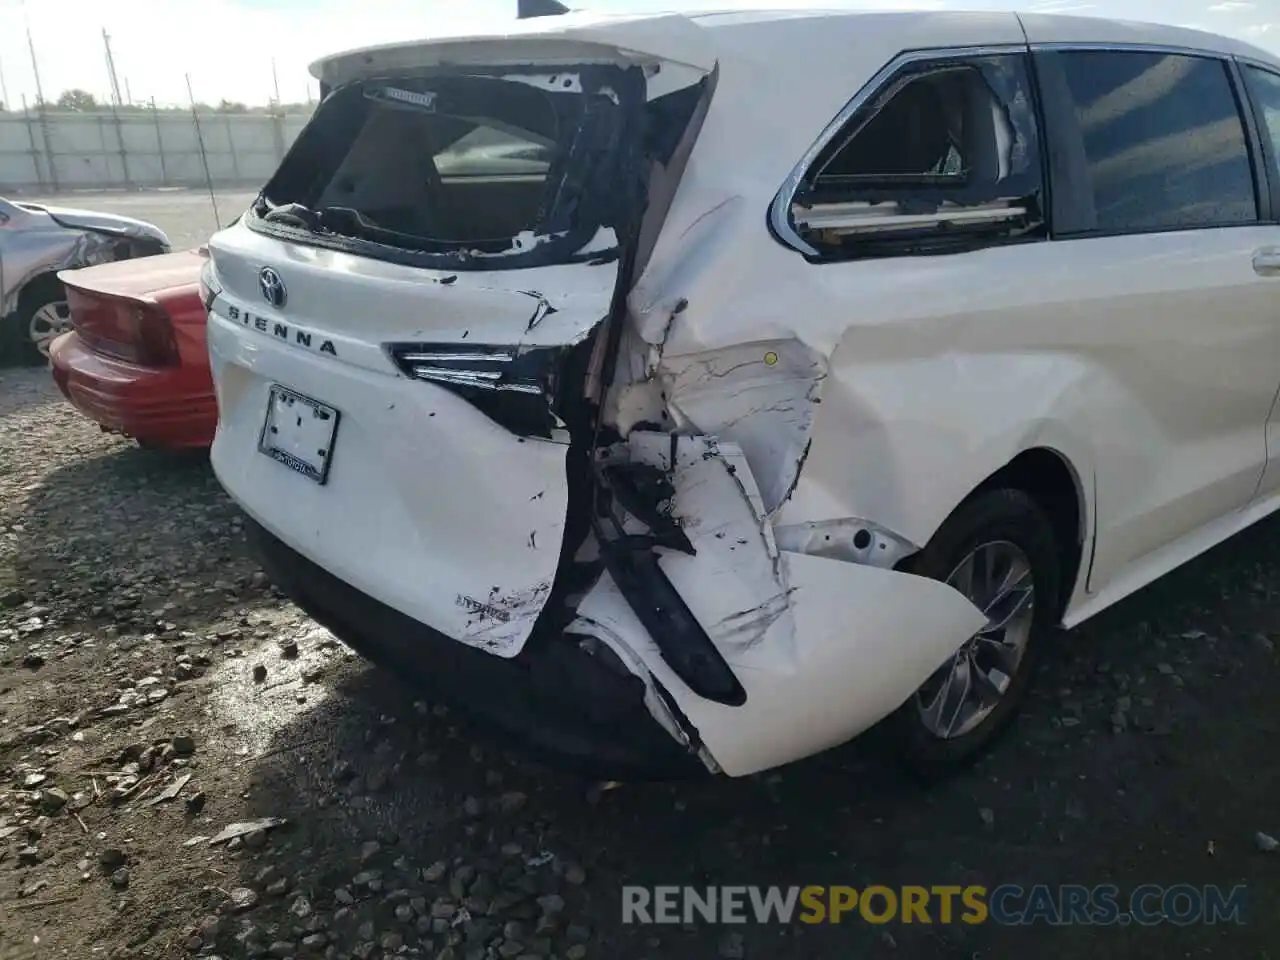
<box><xmin>0</xmin><ymin>0</ymin><xmax>1275</xmax><ymax>108</ymax></box>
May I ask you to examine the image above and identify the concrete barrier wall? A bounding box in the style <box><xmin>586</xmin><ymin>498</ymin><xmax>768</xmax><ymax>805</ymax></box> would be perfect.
<box><xmin>0</xmin><ymin>109</ymin><xmax>314</xmax><ymax>193</ymax></box>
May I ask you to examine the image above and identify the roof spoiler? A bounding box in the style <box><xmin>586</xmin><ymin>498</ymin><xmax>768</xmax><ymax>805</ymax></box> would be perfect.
<box><xmin>518</xmin><ymin>0</ymin><xmax>569</xmax><ymax>18</ymax></box>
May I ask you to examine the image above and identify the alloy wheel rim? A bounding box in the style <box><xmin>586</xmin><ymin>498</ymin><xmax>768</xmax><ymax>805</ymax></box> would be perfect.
<box><xmin>915</xmin><ymin>539</ymin><xmax>1036</xmax><ymax>740</ymax></box>
<box><xmin>29</xmin><ymin>301</ymin><xmax>73</xmax><ymax>356</ymax></box>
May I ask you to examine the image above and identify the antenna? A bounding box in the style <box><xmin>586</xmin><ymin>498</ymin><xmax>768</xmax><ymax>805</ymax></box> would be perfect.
<box><xmin>517</xmin><ymin>0</ymin><xmax>569</xmax><ymax>19</ymax></box>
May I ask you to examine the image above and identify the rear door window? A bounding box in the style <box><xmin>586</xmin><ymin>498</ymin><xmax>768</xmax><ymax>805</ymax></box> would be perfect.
<box><xmin>1035</xmin><ymin>50</ymin><xmax>1258</xmax><ymax>235</ymax></box>
<box><xmin>1242</xmin><ymin>64</ymin><xmax>1280</xmax><ymax>184</ymax></box>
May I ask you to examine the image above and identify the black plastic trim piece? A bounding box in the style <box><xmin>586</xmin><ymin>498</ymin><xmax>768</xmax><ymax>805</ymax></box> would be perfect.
<box><xmin>599</xmin><ymin>534</ymin><xmax>748</xmax><ymax>707</ymax></box>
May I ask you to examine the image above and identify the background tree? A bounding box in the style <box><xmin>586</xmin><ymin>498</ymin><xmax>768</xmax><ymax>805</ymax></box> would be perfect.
<box><xmin>55</xmin><ymin>89</ymin><xmax>98</xmax><ymax>111</ymax></box>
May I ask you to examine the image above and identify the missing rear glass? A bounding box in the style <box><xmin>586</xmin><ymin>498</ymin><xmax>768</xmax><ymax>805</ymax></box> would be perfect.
<box><xmin>250</xmin><ymin>66</ymin><xmax>645</xmax><ymax>270</ymax></box>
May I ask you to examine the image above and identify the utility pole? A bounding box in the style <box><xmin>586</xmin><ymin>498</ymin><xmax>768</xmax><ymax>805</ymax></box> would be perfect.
<box><xmin>25</xmin><ymin>22</ymin><xmax>45</xmax><ymax>106</ymax></box>
<box><xmin>0</xmin><ymin>51</ymin><xmax>10</xmax><ymax>109</ymax></box>
<box><xmin>125</xmin><ymin>78</ymin><xmax>133</xmax><ymax>106</ymax></box>
<box><xmin>187</xmin><ymin>74</ymin><xmax>221</xmax><ymax>230</ymax></box>
<box><xmin>23</xmin><ymin>14</ymin><xmax>57</xmax><ymax>191</ymax></box>
<box><xmin>103</xmin><ymin>29</ymin><xmax>124</xmax><ymax>106</ymax></box>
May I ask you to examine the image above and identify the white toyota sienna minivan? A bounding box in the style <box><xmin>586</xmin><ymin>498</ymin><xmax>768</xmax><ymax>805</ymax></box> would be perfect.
<box><xmin>202</xmin><ymin>8</ymin><xmax>1280</xmax><ymax>781</ymax></box>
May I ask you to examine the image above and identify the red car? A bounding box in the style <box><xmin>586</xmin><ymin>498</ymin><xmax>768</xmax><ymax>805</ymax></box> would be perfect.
<box><xmin>49</xmin><ymin>249</ymin><xmax>214</xmax><ymax>450</ymax></box>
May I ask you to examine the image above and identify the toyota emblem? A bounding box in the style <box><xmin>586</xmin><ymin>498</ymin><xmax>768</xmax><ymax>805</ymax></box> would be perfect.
<box><xmin>259</xmin><ymin>267</ymin><xmax>286</xmax><ymax>308</ymax></box>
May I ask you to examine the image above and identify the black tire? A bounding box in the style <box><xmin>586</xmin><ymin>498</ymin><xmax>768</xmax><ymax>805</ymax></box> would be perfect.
<box><xmin>889</xmin><ymin>488</ymin><xmax>1061</xmax><ymax>782</ymax></box>
<box><xmin>4</xmin><ymin>278</ymin><xmax>70</xmax><ymax>366</ymax></box>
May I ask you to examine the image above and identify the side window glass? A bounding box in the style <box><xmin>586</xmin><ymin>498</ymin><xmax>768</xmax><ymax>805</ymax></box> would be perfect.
<box><xmin>1243</xmin><ymin>65</ymin><xmax>1280</xmax><ymax>180</ymax></box>
<box><xmin>788</xmin><ymin>53</ymin><xmax>1045</xmax><ymax>260</ymax></box>
<box><xmin>1049</xmin><ymin>51</ymin><xmax>1257</xmax><ymax>234</ymax></box>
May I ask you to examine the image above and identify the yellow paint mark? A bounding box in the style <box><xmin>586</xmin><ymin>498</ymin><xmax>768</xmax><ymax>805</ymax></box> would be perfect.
<box><xmin>764</xmin><ymin>351</ymin><xmax>778</xmax><ymax>366</ymax></box>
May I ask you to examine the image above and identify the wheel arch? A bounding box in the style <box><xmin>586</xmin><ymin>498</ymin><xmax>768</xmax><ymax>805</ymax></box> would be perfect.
<box><xmin>15</xmin><ymin>270</ymin><xmax>66</xmax><ymax>310</ymax></box>
<box><xmin>933</xmin><ymin>445</ymin><xmax>1091</xmax><ymax>621</ymax></box>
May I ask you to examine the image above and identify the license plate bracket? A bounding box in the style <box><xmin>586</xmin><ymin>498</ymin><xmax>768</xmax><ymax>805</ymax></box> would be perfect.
<box><xmin>257</xmin><ymin>385</ymin><xmax>341</xmax><ymax>484</ymax></box>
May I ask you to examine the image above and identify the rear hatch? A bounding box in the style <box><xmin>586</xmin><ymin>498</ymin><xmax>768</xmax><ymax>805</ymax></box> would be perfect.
<box><xmin>206</xmin><ymin>20</ymin><xmax>714</xmax><ymax>656</ymax></box>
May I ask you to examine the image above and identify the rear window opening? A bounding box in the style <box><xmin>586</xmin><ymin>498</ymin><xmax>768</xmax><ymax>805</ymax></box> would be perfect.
<box><xmin>787</xmin><ymin>55</ymin><xmax>1046</xmax><ymax>260</ymax></box>
<box><xmin>251</xmin><ymin>67</ymin><xmax>643</xmax><ymax>268</ymax></box>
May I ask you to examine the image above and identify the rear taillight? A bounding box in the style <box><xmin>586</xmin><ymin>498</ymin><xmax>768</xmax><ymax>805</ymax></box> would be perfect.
<box><xmin>65</xmin><ymin>286</ymin><xmax>180</xmax><ymax>367</ymax></box>
<box><xmin>198</xmin><ymin>252</ymin><xmax>220</xmax><ymax>311</ymax></box>
<box><xmin>388</xmin><ymin>342</ymin><xmax>563</xmax><ymax>438</ymax></box>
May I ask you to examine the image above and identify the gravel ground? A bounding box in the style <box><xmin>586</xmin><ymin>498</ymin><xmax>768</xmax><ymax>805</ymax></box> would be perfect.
<box><xmin>2</xmin><ymin>193</ymin><xmax>1279</xmax><ymax>960</ymax></box>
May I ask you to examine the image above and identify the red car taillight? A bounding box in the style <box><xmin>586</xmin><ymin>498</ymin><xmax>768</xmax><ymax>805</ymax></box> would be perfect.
<box><xmin>65</xmin><ymin>286</ymin><xmax>180</xmax><ymax>367</ymax></box>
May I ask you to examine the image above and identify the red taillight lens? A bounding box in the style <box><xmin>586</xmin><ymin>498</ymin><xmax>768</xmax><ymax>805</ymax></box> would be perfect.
<box><xmin>64</xmin><ymin>286</ymin><xmax>179</xmax><ymax>367</ymax></box>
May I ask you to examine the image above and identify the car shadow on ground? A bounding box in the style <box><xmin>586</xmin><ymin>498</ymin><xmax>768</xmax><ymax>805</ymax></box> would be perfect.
<box><xmin>224</xmin><ymin>510</ymin><xmax>1280</xmax><ymax>959</ymax></box>
<box><xmin>11</xmin><ymin>444</ymin><xmax>251</xmax><ymax>626</ymax></box>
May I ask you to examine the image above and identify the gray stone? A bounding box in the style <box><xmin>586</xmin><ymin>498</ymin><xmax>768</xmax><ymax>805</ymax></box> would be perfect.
<box><xmin>432</xmin><ymin>899</ymin><xmax>458</xmax><ymax>919</ymax></box>
<box><xmin>423</xmin><ymin>860</ymin><xmax>449</xmax><ymax>883</ymax></box>
<box><xmin>40</xmin><ymin>787</ymin><xmax>69</xmax><ymax>813</ymax></box>
<box><xmin>536</xmin><ymin>894</ymin><xmax>565</xmax><ymax>915</ymax></box>
<box><xmin>717</xmin><ymin>931</ymin><xmax>745</xmax><ymax>959</ymax></box>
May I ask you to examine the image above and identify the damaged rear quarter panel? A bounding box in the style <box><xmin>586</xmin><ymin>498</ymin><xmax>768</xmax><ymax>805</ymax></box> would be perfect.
<box><xmin>583</xmin><ymin>432</ymin><xmax>988</xmax><ymax>776</ymax></box>
<box><xmin>573</xmin><ymin>544</ymin><xmax>989</xmax><ymax>778</ymax></box>
<box><xmin>623</xmin><ymin>431</ymin><xmax>797</xmax><ymax>670</ymax></box>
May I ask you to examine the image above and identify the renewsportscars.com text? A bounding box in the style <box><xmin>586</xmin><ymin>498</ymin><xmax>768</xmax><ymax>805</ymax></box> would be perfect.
<box><xmin>621</xmin><ymin>884</ymin><xmax>1248</xmax><ymax>927</ymax></box>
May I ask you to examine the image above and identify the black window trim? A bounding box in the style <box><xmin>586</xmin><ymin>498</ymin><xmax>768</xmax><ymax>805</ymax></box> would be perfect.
<box><xmin>1030</xmin><ymin>41</ymin><xmax>1275</xmax><ymax>239</ymax></box>
<box><xmin>767</xmin><ymin>42</ymin><xmax>1033</xmax><ymax>258</ymax></box>
<box><xmin>1234</xmin><ymin>57</ymin><xmax>1280</xmax><ymax>225</ymax></box>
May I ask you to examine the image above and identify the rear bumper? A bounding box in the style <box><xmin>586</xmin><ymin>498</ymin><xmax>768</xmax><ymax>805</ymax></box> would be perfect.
<box><xmin>48</xmin><ymin>332</ymin><xmax>216</xmax><ymax>449</ymax></box>
<box><xmin>245</xmin><ymin>518</ymin><xmax>711</xmax><ymax>781</ymax></box>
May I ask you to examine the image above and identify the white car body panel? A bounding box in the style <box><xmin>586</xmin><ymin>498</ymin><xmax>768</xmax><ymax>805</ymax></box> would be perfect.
<box><xmin>208</xmin><ymin>315</ymin><xmax>573</xmax><ymax>655</ymax></box>
<box><xmin>205</xmin><ymin>226</ymin><xmax>622</xmax><ymax>654</ymax></box>
<box><xmin>205</xmin><ymin>8</ymin><xmax>1280</xmax><ymax>776</ymax></box>
<box><xmin>570</xmin><ymin>558</ymin><xmax>989</xmax><ymax>778</ymax></box>
<box><xmin>311</xmin><ymin>10</ymin><xmax>718</xmax><ymax>82</ymax></box>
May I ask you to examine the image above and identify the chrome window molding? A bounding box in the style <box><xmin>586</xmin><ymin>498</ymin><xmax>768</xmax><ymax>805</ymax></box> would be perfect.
<box><xmin>1027</xmin><ymin>41</ymin><xmax>1233</xmax><ymax>59</ymax></box>
<box><xmin>1237</xmin><ymin>55</ymin><xmax>1280</xmax><ymax>75</ymax></box>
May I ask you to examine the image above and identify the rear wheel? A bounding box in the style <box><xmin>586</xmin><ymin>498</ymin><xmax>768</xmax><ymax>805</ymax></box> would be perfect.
<box><xmin>890</xmin><ymin>488</ymin><xmax>1061</xmax><ymax>781</ymax></box>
